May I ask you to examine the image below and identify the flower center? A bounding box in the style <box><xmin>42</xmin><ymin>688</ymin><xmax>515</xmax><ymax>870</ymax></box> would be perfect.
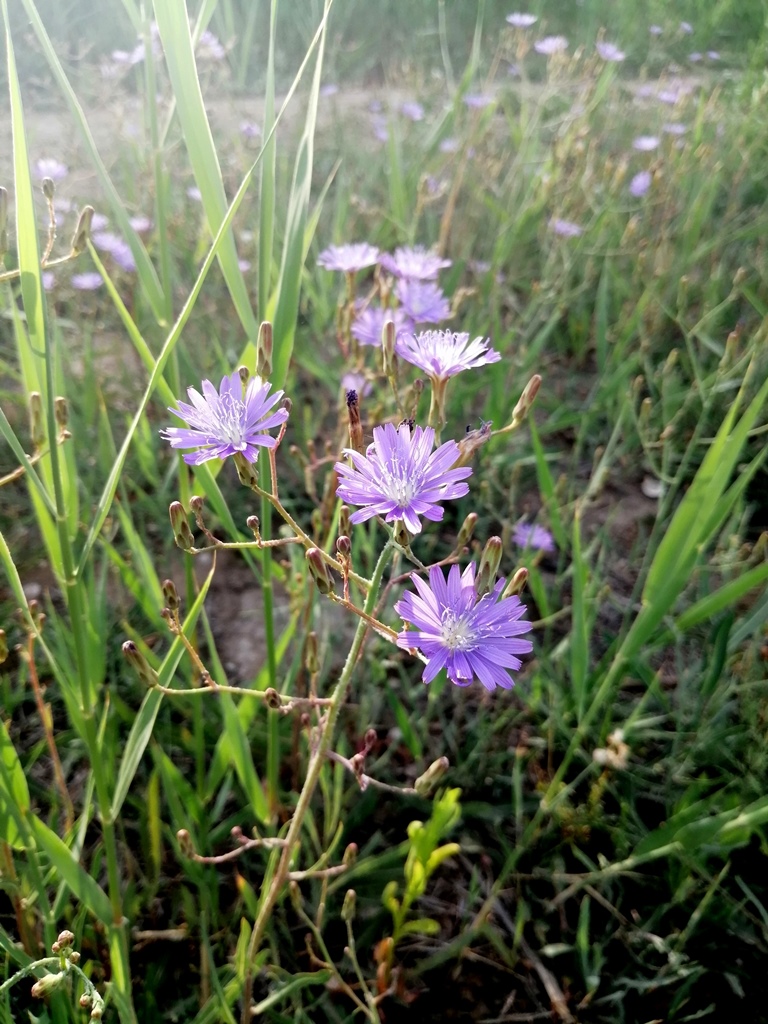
<box><xmin>382</xmin><ymin>456</ymin><xmax>419</xmax><ymax>509</ymax></box>
<box><xmin>212</xmin><ymin>392</ymin><xmax>247</xmax><ymax>448</ymax></box>
<box><xmin>440</xmin><ymin>609</ymin><xmax>475</xmax><ymax>650</ymax></box>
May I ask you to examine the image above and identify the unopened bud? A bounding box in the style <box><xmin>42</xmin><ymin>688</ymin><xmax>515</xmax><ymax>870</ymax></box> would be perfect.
<box><xmin>414</xmin><ymin>756</ymin><xmax>450</xmax><ymax>797</ymax></box>
<box><xmin>122</xmin><ymin>640</ymin><xmax>160</xmax><ymax>688</ymax></box>
<box><xmin>31</xmin><ymin>973</ymin><xmax>66</xmax><ymax>998</ymax></box>
<box><xmin>306</xmin><ymin>548</ymin><xmax>335</xmax><ymax>595</ymax></box>
<box><xmin>305</xmin><ymin>631</ymin><xmax>319</xmax><ymax>674</ymax></box>
<box><xmin>257</xmin><ymin>321</ymin><xmax>273</xmax><ymax>378</ymax></box>
<box><xmin>189</xmin><ymin>494</ymin><xmax>204</xmax><ymax>513</ymax></box>
<box><xmin>29</xmin><ymin>391</ymin><xmax>45</xmax><ymax>448</ymax></box>
<box><xmin>512</xmin><ymin>374</ymin><xmax>542</xmax><ymax>424</ymax></box>
<box><xmin>393</xmin><ymin>520</ymin><xmax>411</xmax><ymax>548</ymax></box>
<box><xmin>342</xmin><ymin>842</ymin><xmax>358</xmax><ymax>867</ymax></box>
<box><xmin>264</xmin><ymin>687</ymin><xmax>282</xmax><ymax>710</ymax></box>
<box><xmin>502</xmin><ymin>567</ymin><xmax>529</xmax><ymax>598</ymax></box>
<box><xmin>90</xmin><ymin>1006</ymin><xmax>104</xmax><ymax>1020</ymax></box>
<box><xmin>456</xmin><ymin>513</ymin><xmax>478</xmax><ymax>550</ymax></box>
<box><xmin>339</xmin><ymin>505</ymin><xmax>351</xmax><ymax>537</ymax></box>
<box><xmin>169</xmin><ymin>501</ymin><xmax>195</xmax><ymax>550</ymax></box>
<box><xmin>41</xmin><ymin>177</ymin><xmax>55</xmax><ymax>201</ymax></box>
<box><xmin>346</xmin><ymin>390</ymin><xmax>364</xmax><ymax>454</ymax></box>
<box><xmin>80</xmin><ymin>993</ymin><xmax>92</xmax><ymax>1008</ymax></box>
<box><xmin>238</xmin><ymin>364</ymin><xmax>250</xmax><ymax>387</ymax></box>
<box><xmin>0</xmin><ymin>630</ymin><xmax>7</xmax><ymax>664</ymax></box>
<box><xmin>382</xmin><ymin>319</ymin><xmax>396</xmax><ymax>374</ymax></box>
<box><xmin>476</xmin><ymin>536</ymin><xmax>503</xmax><ymax>596</ymax></box>
<box><xmin>289</xmin><ymin>880</ymin><xmax>302</xmax><ymax>911</ymax></box>
<box><xmin>56</xmin><ymin>930</ymin><xmax>75</xmax><ymax>949</ymax></box>
<box><xmin>162</xmin><ymin>579</ymin><xmax>179</xmax><ymax>611</ymax></box>
<box><xmin>233</xmin><ymin>452</ymin><xmax>259</xmax><ymax>488</ymax></box>
<box><xmin>336</xmin><ymin>534</ymin><xmax>351</xmax><ymax>557</ymax></box>
<box><xmin>176</xmin><ymin>829</ymin><xmax>193</xmax><ymax>855</ymax></box>
<box><xmin>69</xmin><ymin>951</ymin><xmax>80</xmax><ymax>964</ymax></box>
<box><xmin>54</xmin><ymin>396</ymin><xmax>68</xmax><ymax>429</ymax></box>
<box><xmin>246</xmin><ymin>515</ymin><xmax>261</xmax><ymax>540</ymax></box>
<box><xmin>70</xmin><ymin>205</ymin><xmax>94</xmax><ymax>255</ymax></box>
<box><xmin>341</xmin><ymin>888</ymin><xmax>357</xmax><ymax>922</ymax></box>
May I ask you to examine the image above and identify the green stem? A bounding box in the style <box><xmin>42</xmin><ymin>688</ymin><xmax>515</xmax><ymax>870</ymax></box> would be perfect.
<box><xmin>240</xmin><ymin>541</ymin><xmax>394</xmax><ymax>1024</ymax></box>
<box><xmin>259</xmin><ymin>448</ymin><xmax>280</xmax><ymax>818</ymax></box>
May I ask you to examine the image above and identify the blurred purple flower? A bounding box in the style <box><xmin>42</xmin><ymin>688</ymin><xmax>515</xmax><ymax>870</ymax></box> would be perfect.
<box><xmin>381</xmin><ymin>245</ymin><xmax>452</xmax><ymax>280</ymax></box>
<box><xmin>341</xmin><ymin>371</ymin><xmax>372</xmax><ymax>398</ymax></box>
<box><xmin>463</xmin><ymin>92</ymin><xmax>494</xmax><ymax>108</ymax></box>
<box><xmin>396</xmin><ymin>329</ymin><xmax>501</xmax><ymax>381</ymax></box>
<box><xmin>395</xmin><ymin>562</ymin><xmax>533</xmax><ymax>690</ymax></box>
<box><xmin>506</xmin><ymin>12</ymin><xmax>538</xmax><ymax>28</ymax></box>
<box><xmin>395</xmin><ymin>279</ymin><xmax>451</xmax><ymax>324</ymax></box>
<box><xmin>649</xmin><ymin>24</ymin><xmax>663</xmax><ymax>36</ymax></box>
<box><xmin>71</xmin><ymin>272</ymin><xmax>104</xmax><ymax>291</ymax></box>
<box><xmin>707</xmin><ymin>51</ymin><xmax>721</xmax><ymax>60</ymax></box>
<box><xmin>680</xmin><ymin>21</ymin><xmax>694</xmax><ymax>34</ymax></box>
<box><xmin>371</xmin><ymin>116</ymin><xmax>389</xmax><ymax>143</ymax></box>
<box><xmin>513</xmin><ymin>523</ymin><xmax>556</xmax><ymax>553</ymax></box>
<box><xmin>688</xmin><ymin>52</ymin><xmax>703</xmax><ymax>62</ymax></box>
<box><xmin>197</xmin><ymin>30</ymin><xmax>226</xmax><ymax>61</ymax></box>
<box><xmin>240</xmin><ymin>121</ymin><xmax>261</xmax><ymax>139</ymax></box>
<box><xmin>662</xmin><ymin>122</ymin><xmax>687</xmax><ymax>135</ymax></box>
<box><xmin>161</xmin><ymin>371</ymin><xmax>288</xmax><ymax>465</ymax></box>
<box><xmin>596</xmin><ymin>41</ymin><xmax>625</xmax><ymax>62</ymax></box>
<box><xmin>92</xmin><ymin>231</ymin><xmax>136</xmax><ymax>272</ymax></box>
<box><xmin>400</xmin><ymin>101</ymin><xmax>425</xmax><ymax>122</ymax></box>
<box><xmin>549</xmin><ymin>217</ymin><xmax>584</xmax><ymax>238</ymax></box>
<box><xmin>629</xmin><ymin>170</ymin><xmax>652</xmax><ymax>197</ymax></box>
<box><xmin>352</xmin><ymin>305</ymin><xmax>413</xmax><ymax>348</ymax></box>
<box><xmin>35</xmin><ymin>158</ymin><xmax>68</xmax><ymax>181</ymax></box>
<box><xmin>42</xmin><ymin>271</ymin><xmax>55</xmax><ymax>291</ymax></box>
<box><xmin>90</xmin><ymin>213</ymin><xmax>109</xmax><ymax>231</ymax></box>
<box><xmin>320</xmin><ymin>83</ymin><xmax>339</xmax><ymax>97</ymax></box>
<box><xmin>334</xmin><ymin>422</ymin><xmax>471</xmax><ymax>535</ymax></box>
<box><xmin>238</xmin><ymin>259</ymin><xmax>251</xmax><ymax>272</ymax></box>
<box><xmin>129</xmin><ymin>215</ymin><xmax>153</xmax><ymax>232</ymax></box>
<box><xmin>317</xmin><ymin>242</ymin><xmax>380</xmax><ymax>273</ymax></box>
<box><xmin>534</xmin><ymin>35</ymin><xmax>568</xmax><ymax>55</ymax></box>
<box><xmin>632</xmin><ymin>135</ymin><xmax>660</xmax><ymax>151</ymax></box>
<box><xmin>439</xmin><ymin>137</ymin><xmax>460</xmax><ymax>153</ymax></box>
<box><xmin>187</xmin><ymin>186</ymin><xmax>202</xmax><ymax>202</ymax></box>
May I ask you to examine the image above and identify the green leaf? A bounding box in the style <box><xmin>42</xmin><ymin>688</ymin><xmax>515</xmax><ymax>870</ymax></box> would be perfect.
<box><xmin>0</xmin><ymin>719</ymin><xmax>29</xmax><ymax>849</ymax></box>
<box><xmin>27</xmin><ymin>817</ymin><xmax>112</xmax><ymax>922</ymax></box>
<box><xmin>399</xmin><ymin>917</ymin><xmax>441</xmax><ymax>937</ymax></box>
<box><xmin>252</xmin><ymin>971</ymin><xmax>333</xmax><ymax>1015</ymax></box>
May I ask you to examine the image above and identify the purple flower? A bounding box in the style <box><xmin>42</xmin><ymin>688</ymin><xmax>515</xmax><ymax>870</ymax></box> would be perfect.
<box><xmin>649</xmin><ymin>24</ymin><xmax>663</xmax><ymax>36</ymax></box>
<box><xmin>688</xmin><ymin>52</ymin><xmax>703</xmax><ymax>63</ymax></box>
<box><xmin>400</xmin><ymin>101</ymin><xmax>425</xmax><ymax>122</ymax></box>
<box><xmin>317</xmin><ymin>242</ymin><xmax>380</xmax><ymax>274</ymax></box>
<box><xmin>341</xmin><ymin>371</ymin><xmax>372</xmax><ymax>398</ymax></box>
<box><xmin>596</xmin><ymin>41</ymin><xmax>625</xmax><ymax>62</ymax></box>
<box><xmin>463</xmin><ymin>92</ymin><xmax>494</xmax><ymax>109</ymax></box>
<box><xmin>396</xmin><ymin>330</ymin><xmax>500</xmax><ymax>381</ymax></box>
<box><xmin>632</xmin><ymin>135</ymin><xmax>660</xmax><ymax>151</ymax></box>
<box><xmin>657</xmin><ymin>84</ymin><xmax>688</xmax><ymax>105</ymax></box>
<box><xmin>395</xmin><ymin>562</ymin><xmax>533</xmax><ymax>690</ymax></box>
<box><xmin>371</xmin><ymin>116</ymin><xmax>389</xmax><ymax>143</ymax></box>
<box><xmin>196</xmin><ymin>30</ymin><xmax>226</xmax><ymax>61</ymax></box>
<box><xmin>35</xmin><ymin>158</ymin><xmax>68</xmax><ymax>182</ymax></box>
<box><xmin>380</xmin><ymin>245</ymin><xmax>452</xmax><ymax>280</ymax></box>
<box><xmin>662</xmin><ymin>121</ymin><xmax>687</xmax><ymax>135</ymax></box>
<box><xmin>187</xmin><ymin>186</ymin><xmax>202</xmax><ymax>202</ymax></box>
<box><xmin>90</xmin><ymin>213</ymin><xmax>109</xmax><ymax>231</ymax></box>
<box><xmin>71</xmin><ymin>272</ymin><xmax>104</xmax><ymax>290</ymax></box>
<box><xmin>129</xmin><ymin>214</ymin><xmax>153</xmax><ymax>233</ymax></box>
<box><xmin>92</xmin><ymin>231</ymin><xmax>136</xmax><ymax>272</ymax></box>
<box><xmin>707</xmin><ymin>51</ymin><xmax>720</xmax><ymax>61</ymax></box>
<box><xmin>42</xmin><ymin>271</ymin><xmax>55</xmax><ymax>291</ymax></box>
<box><xmin>506</xmin><ymin>12</ymin><xmax>538</xmax><ymax>28</ymax></box>
<box><xmin>549</xmin><ymin>217</ymin><xmax>584</xmax><ymax>238</ymax></box>
<box><xmin>680</xmin><ymin>21</ymin><xmax>693</xmax><ymax>34</ymax></box>
<box><xmin>534</xmin><ymin>35</ymin><xmax>568</xmax><ymax>55</ymax></box>
<box><xmin>240</xmin><ymin>120</ymin><xmax>261</xmax><ymax>139</ymax></box>
<box><xmin>395</xmin><ymin>279</ymin><xmax>451</xmax><ymax>324</ymax></box>
<box><xmin>439</xmin><ymin>137</ymin><xmax>460</xmax><ymax>153</ymax></box>
<box><xmin>512</xmin><ymin>523</ymin><xmax>555</xmax><ymax>553</ymax></box>
<box><xmin>161</xmin><ymin>372</ymin><xmax>288</xmax><ymax>466</ymax></box>
<box><xmin>320</xmin><ymin>83</ymin><xmax>339</xmax><ymax>97</ymax></box>
<box><xmin>238</xmin><ymin>259</ymin><xmax>251</xmax><ymax>272</ymax></box>
<box><xmin>334</xmin><ymin>422</ymin><xmax>471</xmax><ymax>535</ymax></box>
<box><xmin>352</xmin><ymin>305</ymin><xmax>413</xmax><ymax>348</ymax></box>
<box><xmin>629</xmin><ymin>170</ymin><xmax>652</xmax><ymax>197</ymax></box>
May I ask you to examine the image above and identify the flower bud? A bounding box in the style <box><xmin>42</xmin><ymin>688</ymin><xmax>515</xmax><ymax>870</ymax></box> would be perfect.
<box><xmin>336</xmin><ymin>534</ymin><xmax>351</xmax><ymax>557</ymax></box>
<box><xmin>56</xmin><ymin>930</ymin><xmax>75</xmax><ymax>949</ymax></box>
<box><xmin>246</xmin><ymin>515</ymin><xmax>261</xmax><ymax>540</ymax></box>
<box><xmin>476</xmin><ymin>536</ymin><xmax>503</xmax><ymax>597</ymax></box>
<box><xmin>414</xmin><ymin>756</ymin><xmax>450</xmax><ymax>797</ymax></box>
<box><xmin>382</xmin><ymin>319</ymin><xmax>396</xmax><ymax>375</ymax></box>
<box><xmin>393</xmin><ymin>520</ymin><xmax>411</xmax><ymax>548</ymax></box>
<box><xmin>162</xmin><ymin>578</ymin><xmax>179</xmax><ymax>612</ymax></box>
<box><xmin>339</xmin><ymin>505</ymin><xmax>351</xmax><ymax>538</ymax></box>
<box><xmin>306</xmin><ymin>548</ymin><xmax>335</xmax><ymax>595</ymax></box>
<box><xmin>512</xmin><ymin>374</ymin><xmax>542</xmax><ymax>424</ymax></box>
<box><xmin>90</xmin><ymin>1006</ymin><xmax>104</xmax><ymax>1020</ymax></box>
<box><xmin>502</xmin><ymin>567</ymin><xmax>529</xmax><ymax>598</ymax></box>
<box><xmin>341</xmin><ymin>888</ymin><xmax>357</xmax><ymax>922</ymax></box>
<box><xmin>70</xmin><ymin>205</ymin><xmax>94</xmax><ymax>256</ymax></box>
<box><xmin>0</xmin><ymin>630</ymin><xmax>7</xmax><ymax>664</ymax></box>
<box><xmin>238</xmin><ymin>364</ymin><xmax>250</xmax><ymax>387</ymax></box>
<box><xmin>264</xmin><ymin>687</ymin><xmax>282</xmax><ymax>710</ymax></box>
<box><xmin>256</xmin><ymin>321</ymin><xmax>273</xmax><ymax>379</ymax></box>
<box><xmin>31</xmin><ymin>972</ymin><xmax>66</xmax><ymax>998</ymax></box>
<box><xmin>176</xmin><ymin>829</ymin><xmax>193</xmax><ymax>855</ymax></box>
<box><xmin>80</xmin><ymin>993</ymin><xmax>93</xmax><ymax>1008</ymax></box>
<box><xmin>29</xmin><ymin>391</ymin><xmax>45</xmax><ymax>449</ymax></box>
<box><xmin>233</xmin><ymin>452</ymin><xmax>259</xmax><ymax>488</ymax></box>
<box><xmin>41</xmin><ymin>177</ymin><xmax>55</xmax><ymax>201</ymax></box>
<box><xmin>54</xmin><ymin>396</ymin><xmax>68</xmax><ymax>429</ymax></box>
<box><xmin>122</xmin><ymin>640</ymin><xmax>160</xmax><ymax>688</ymax></box>
<box><xmin>69</xmin><ymin>951</ymin><xmax>80</xmax><ymax>964</ymax></box>
<box><xmin>456</xmin><ymin>512</ymin><xmax>478</xmax><ymax>550</ymax></box>
<box><xmin>189</xmin><ymin>494</ymin><xmax>204</xmax><ymax>514</ymax></box>
<box><xmin>169</xmin><ymin>501</ymin><xmax>195</xmax><ymax>550</ymax></box>
<box><xmin>305</xmin><ymin>631</ymin><xmax>319</xmax><ymax>674</ymax></box>
<box><xmin>342</xmin><ymin>842</ymin><xmax>358</xmax><ymax>867</ymax></box>
<box><xmin>346</xmin><ymin>389</ymin><xmax>364</xmax><ymax>454</ymax></box>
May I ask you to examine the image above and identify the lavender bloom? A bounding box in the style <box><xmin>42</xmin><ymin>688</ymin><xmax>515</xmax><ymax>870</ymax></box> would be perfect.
<box><xmin>513</xmin><ymin>523</ymin><xmax>556</xmax><ymax>553</ymax></box>
<box><xmin>371</xmin><ymin>116</ymin><xmax>389</xmax><ymax>143</ymax></box>
<box><xmin>463</xmin><ymin>92</ymin><xmax>494</xmax><ymax>109</ymax></box>
<box><xmin>649</xmin><ymin>24</ymin><xmax>663</xmax><ymax>36</ymax></box>
<box><xmin>549</xmin><ymin>217</ymin><xmax>584</xmax><ymax>238</ymax></box>
<box><xmin>187</xmin><ymin>186</ymin><xmax>202</xmax><ymax>202</ymax></box>
<box><xmin>596</xmin><ymin>41</ymin><xmax>625</xmax><ymax>62</ymax></box>
<box><xmin>632</xmin><ymin>135</ymin><xmax>660</xmax><ymax>151</ymax></box>
<box><xmin>380</xmin><ymin>245</ymin><xmax>452</xmax><ymax>280</ymax></box>
<box><xmin>395</xmin><ymin>562</ymin><xmax>533</xmax><ymax>690</ymax></box>
<box><xmin>662</xmin><ymin>121</ymin><xmax>687</xmax><ymax>135</ymax></box>
<box><xmin>320</xmin><ymin>83</ymin><xmax>339</xmax><ymax>97</ymax></box>
<box><xmin>90</xmin><ymin>213</ymin><xmax>109</xmax><ymax>231</ymax></box>
<box><xmin>506</xmin><ymin>12</ymin><xmax>538</xmax><ymax>27</ymax></box>
<box><xmin>439</xmin><ymin>137</ymin><xmax>460</xmax><ymax>153</ymax></box>
<box><xmin>534</xmin><ymin>35</ymin><xmax>568</xmax><ymax>55</ymax></box>
<box><xmin>688</xmin><ymin>52</ymin><xmax>703</xmax><ymax>62</ymax></box>
<box><xmin>395</xmin><ymin>279</ymin><xmax>451</xmax><ymax>324</ymax></box>
<box><xmin>35</xmin><ymin>158</ymin><xmax>68</xmax><ymax>182</ymax></box>
<box><xmin>129</xmin><ymin>214</ymin><xmax>153</xmax><ymax>232</ymax></box>
<box><xmin>400</xmin><ymin>100</ymin><xmax>425</xmax><ymax>121</ymax></box>
<box><xmin>71</xmin><ymin>272</ymin><xmax>104</xmax><ymax>290</ymax></box>
<box><xmin>341</xmin><ymin>371</ymin><xmax>372</xmax><ymax>398</ymax></box>
<box><xmin>92</xmin><ymin>231</ymin><xmax>136</xmax><ymax>272</ymax></box>
<box><xmin>335</xmin><ymin>422</ymin><xmax>471</xmax><ymax>535</ymax></box>
<box><xmin>196</xmin><ymin>30</ymin><xmax>226</xmax><ymax>61</ymax></box>
<box><xmin>317</xmin><ymin>242</ymin><xmax>380</xmax><ymax>274</ymax></box>
<box><xmin>42</xmin><ymin>271</ymin><xmax>55</xmax><ymax>291</ymax></box>
<box><xmin>352</xmin><ymin>306</ymin><xmax>413</xmax><ymax>348</ymax></box>
<box><xmin>680</xmin><ymin>20</ymin><xmax>693</xmax><ymax>34</ymax></box>
<box><xmin>707</xmin><ymin>51</ymin><xmax>721</xmax><ymax>60</ymax></box>
<box><xmin>240</xmin><ymin>120</ymin><xmax>261</xmax><ymax>139</ymax></box>
<box><xmin>658</xmin><ymin>84</ymin><xmax>688</xmax><ymax>105</ymax></box>
<box><xmin>396</xmin><ymin>330</ymin><xmax>500</xmax><ymax>381</ymax></box>
<box><xmin>629</xmin><ymin>170</ymin><xmax>652</xmax><ymax>197</ymax></box>
<box><xmin>161</xmin><ymin>372</ymin><xmax>288</xmax><ymax>466</ymax></box>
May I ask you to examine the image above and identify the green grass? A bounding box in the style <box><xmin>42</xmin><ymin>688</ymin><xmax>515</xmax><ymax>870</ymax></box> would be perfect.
<box><xmin>1</xmin><ymin>1</ymin><xmax>768</xmax><ymax>1022</ymax></box>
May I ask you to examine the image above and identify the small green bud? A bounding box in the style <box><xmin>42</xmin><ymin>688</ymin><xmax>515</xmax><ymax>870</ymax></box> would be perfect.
<box><xmin>90</xmin><ymin>1006</ymin><xmax>104</xmax><ymax>1020</ymax></box>
<box><xmin>341</xmin><ymin>888</ymin><xmax>357</xmax><ymax>923</ymax></box>
<box><xmin>233</xmin><ymin>452</ymin><xmax>259</xmax><ymax>488</ymax></box>
<box><xmin>69</xmin><ymin>951</ymin><xmax>80</xmax><ymax>964</ymax></box>
<box><xmin>306</xmin><ymin>548</ymin><xmax>335</xmax><ymax>595</ymax></box>
<box><xmin>382</xmin><ymin>318</ymin><xmax>396</xmax><ymax>374</ymax></box>
<box><xmin>31</xmin><ymin>972</ymin><xmax>66</xmax><ymax>998</ymax></box>
<box><xmin>238</xmin><ymin>364</ymin><xmax>250</xmax><ymax>387</ymax></box>
<box><xmin>189</xmin><ymin>494</ymin><xmax>204</xmax><ymax>514</ymax></box>
<box><xmin>41</xmin><ymin>177</ymin><xmax>55</xmax><ymax>201</ymax></box>
<box><xmin>122</xmin><ymin>640</ymin><xmax>160</xmax><ymax>688</ymax></box>
<box><xmin>162</xmin><ymin>579</ymin><xmax>180</xmax><ymax>612</ymax></box>
<box><xmin>256</xmin><ymin>321</ymin><xmax>273</xmax><ymax>378</ymax></box>
<box><xmin>501</xmin><ymin>567</ymin><xmax>529</xmax><ymax>599</ymax></box>
<box><xmin>169</xmin><ymin>501</ymin><xmax>195</xmax><ymax>550</ymax></box>
<box><xmin>511</xmin><ymin>374</ymin><xmax>542</xmax><ymax>425</ymax></box>
<box><xmin>54</xmin><ymin>396</ymin><xmax>68</xmax><ymax>429</ymax></box>
<box><xmin>305</xmin><ymin>631</ymin><xmax>319</xmax><ymax>674</ymax></box>
<box><xmin>29</xmin><ymin>391</ymin><xmax>45</xmax><ymax>449</ymax></box>
<box><xmin>414</xmin><ymin>756</ymin><xmax>450</xmax><ymax>797</ymax></box>
<box><xmin>456</xmin><ymin>512</ymin><xmax>478</xmax><ymax>550</ymax></box>
<box><xmin>342</xmin><ymin>842</ymin><xmax>358</xmax><ymax>867</ymax></box>
<box><xmin>476</xmin><ymin>536</ymin><xmax>503</xmax><ymax>597</ymax></box>
<box><xmin>80</xmin><ymin>992</ymin><xmax>92</xmax><ymax>1008</ymax></box>
<box><xmin>70</xmin><ymin>205</ymin><xmax>94</xmax><ymax>255</ymax></box>
<box><xmin>339</xmin><ymin>505</ymin><xmax>351</xmax><ymax>537</ymax></box>
<box><xmin>393</xmin><ymin>520</ymin><xmax>411</xmax><ymax>549</ymax></box>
